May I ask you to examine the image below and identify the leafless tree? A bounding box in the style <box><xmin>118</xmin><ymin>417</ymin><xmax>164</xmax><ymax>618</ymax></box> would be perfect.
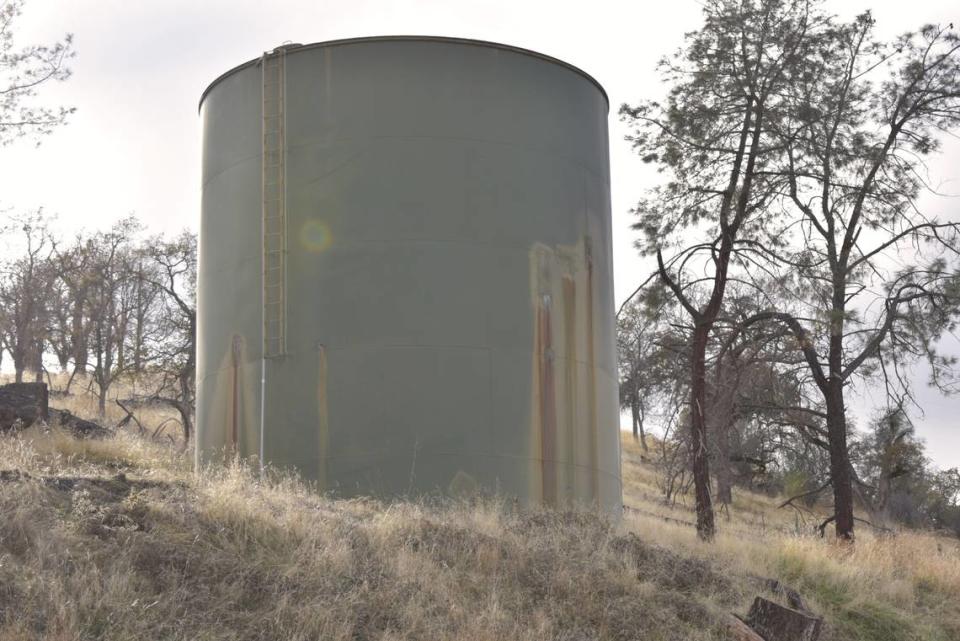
<box><xmin>139</xmin><ymin>231</ymin><xmax>196</xmax><ymax>443</ymax></box>
<box><xmin>52</xmin><ymin>232</ymin><xmax>98</xmax><ymax>382</ymax></box>
<box><xmin>0</xmin><ymin>211</ymin><xmax>55</xmax><ymax>382</ymax></box>
<box><xmin>0</xmin><ymin>0</ymin><xmax>74</xmax><ymax>145</ymax></box>
<box><xmin>85</xmin><ymin>218</ymin><xmax>141</xmax><ymax>415</ymax></box>
<box><xmin>617</xmin><ymin>285</ymin><xmax>684</xmax><ymax>453</ymax></box>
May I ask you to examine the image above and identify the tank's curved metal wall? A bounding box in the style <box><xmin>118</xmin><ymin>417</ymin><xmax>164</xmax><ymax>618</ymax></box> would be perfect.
<box><xmin>197</xmin><ymin>38</ymin><xmax>621</xmax><ymax>512</ymax></box>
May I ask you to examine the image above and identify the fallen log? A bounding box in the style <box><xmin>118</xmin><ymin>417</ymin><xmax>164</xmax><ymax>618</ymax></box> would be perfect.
<box><xmin>49</xmin><ymin>408</ymin><xmax>111</xmax><ymax>439</ymax></box>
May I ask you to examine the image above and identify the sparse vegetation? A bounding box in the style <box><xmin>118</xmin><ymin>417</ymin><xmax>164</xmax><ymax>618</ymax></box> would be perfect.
<box><xmin>0</xmin><ymin>1</ymin><xmax>957</xmax><ymax>639</ymax></box>
<box><xmin>1</xmin><ymin>405</ymin><xmax>957</xmax><ymax>640</ymax></box>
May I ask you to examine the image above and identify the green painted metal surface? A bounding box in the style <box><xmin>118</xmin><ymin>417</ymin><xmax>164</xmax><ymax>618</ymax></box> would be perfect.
<box><xmin>197</xmin><ymin>37</ymin><xmax>621</xmax><ymax>512</ymax></box>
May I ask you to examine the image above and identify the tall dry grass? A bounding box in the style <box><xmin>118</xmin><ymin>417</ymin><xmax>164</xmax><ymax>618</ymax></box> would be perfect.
<box><xmin>2</xmin><ymin>371</ymin><xmax>186</xmax><ymax>444</ymax></box>
<box><xmin>0</xmin><ymin>427</ymin><xmax>740</xmax><ymax>641</ymax></box>
<box><xmin>620</xmin><ymin>436</ymin><xmax>960</xmax><ymax>640</ymax></box>
<box><xmin>0</xmin><ymin>401</ymin><xmax>957</xmax><ymax>639</ymax></box>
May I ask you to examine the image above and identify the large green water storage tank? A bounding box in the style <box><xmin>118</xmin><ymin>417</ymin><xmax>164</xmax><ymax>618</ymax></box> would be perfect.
<box><xmin>197</xmin><ymin>37</ymin><xmax>621</xmax><ymax>512</ymax></box>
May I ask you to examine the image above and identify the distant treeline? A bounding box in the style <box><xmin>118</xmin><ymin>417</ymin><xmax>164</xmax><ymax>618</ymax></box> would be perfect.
<box><xmin>0</xmin><ymin>212</ymin><xmax>196</xmax><ymax>438</ymax></box>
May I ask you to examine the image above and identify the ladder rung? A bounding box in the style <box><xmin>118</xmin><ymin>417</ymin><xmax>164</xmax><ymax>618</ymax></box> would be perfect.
<box><xmin>262</xmin><ymin>52</ymin><xmax>285</xmax><ymax>352</ymax></box>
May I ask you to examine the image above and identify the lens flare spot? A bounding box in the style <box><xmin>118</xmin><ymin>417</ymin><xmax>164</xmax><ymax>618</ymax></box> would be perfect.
<box><xmin>300</xmin><ymin>220</ymin><xmax>332</xmax><ymax>252</ymax></box>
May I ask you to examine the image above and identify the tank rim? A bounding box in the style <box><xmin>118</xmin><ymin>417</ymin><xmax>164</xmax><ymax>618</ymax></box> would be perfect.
<box><xmin>197</xmin><ymin>35</ymin><xmax>609</xmax><ymax>114</ymax></box>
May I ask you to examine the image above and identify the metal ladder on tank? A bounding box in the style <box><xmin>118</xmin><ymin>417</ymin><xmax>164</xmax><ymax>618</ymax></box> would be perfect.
<box><xmin>261</xmin><ymin>47</ymin><xmax>286</xmax><ymax>359</ymax></box>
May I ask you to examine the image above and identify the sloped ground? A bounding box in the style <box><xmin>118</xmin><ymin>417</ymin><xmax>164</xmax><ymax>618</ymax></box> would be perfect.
<box><xmin>0</xmin><ymin>428</ymin><xmax>957</xmax><ymax>641</ymax></box>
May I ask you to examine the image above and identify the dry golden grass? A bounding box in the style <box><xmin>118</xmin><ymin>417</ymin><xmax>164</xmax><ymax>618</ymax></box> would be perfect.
<box><xmin>0</xmin><ymin>403</ymin><xmax>957</xmax><ymax>640</ymax></box>
<box><xmin>620</xmin><ymin>436</ymin><xmax>960</xmax><ymax>640</ymax></box>
<box><xmin>0</xmin><ymin>428</ymin><xmax>738</xmax><ymax>641</ymax></box>
<box><xmin>2</xmin><ymin>371</ymin><xmax>186</xmax><ymax>444</ymax></box>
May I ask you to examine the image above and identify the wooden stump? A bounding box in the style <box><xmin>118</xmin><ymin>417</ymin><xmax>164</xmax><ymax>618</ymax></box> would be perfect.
<box><xmin>746</xmin><ymin>597</ymin><xmax>823</xmax><ymax>641</ymax></box>
<box><xmin>0</xmin><ymin>382</ymin><xmax>49</xmax><ymax>430</ymax></box>
<box><xmin>726</xmin><ymin>614</ymin><xmax>766</xmax><ymax>641</ymax></box>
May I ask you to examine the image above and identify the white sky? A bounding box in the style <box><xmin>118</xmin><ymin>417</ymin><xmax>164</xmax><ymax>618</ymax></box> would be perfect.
<box><xmin>1</xmin><ymin>0</ymin><xmax>958</xmax><ymax>468</ymax></box>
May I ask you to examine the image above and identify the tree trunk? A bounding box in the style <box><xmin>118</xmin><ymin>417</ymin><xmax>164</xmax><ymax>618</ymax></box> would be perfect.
<box><xmin>56</xmin><ymin>344</ymin><xmax>69</xmax><ymax>372</ymax></box>
<box><xmin>33</xmin><ymin>339</ymin><xmax>43</xmax><ymax>383</ymax></box>
<box><xmin>178</xmin><ymin>367</ymin><xmax>194</xmax><ymax>446</ymax></box>
<box><xmin>715</xmin><ymin>418</ymin><xmax>734</xmax><ymax>505</ymax></box>
<box><xmin>635</xmin><ymin>387</ymin><xmax>649</xmax><ymax>452</ymax></box>
<box><xmin>630</xmin><ymin>392</ymin><xmax>649</xmax><ymax>452</ymax></box>
<box><xmin>115</xmin><ymin>312</ymin><xmax>127</xmax><ymax>373</ymax></box>
<box><xmin>177</xmin><ymin>401</ymin><xmax>192</xmax><ymax>444</ymax></box>
<box><xmin>71</xmin><ymin>295</ymin><xmax>87</xmax><ymax>374</ymax></box>
<box><xmin>825</xmin><ymin>378</ymin><xmax>854</xmax><ymax>540</ymax></box>
<box><xmin>824</xmin><ymin>270</ymin><xmax>855</xmax><ymax>541</ymax></box>
<box><xmin>13</xmin><ymin>347</ymin><xmax>25</xmax><ymax>384</ymax></box>
<box><xmin>716</xmin><ymin>474</ymin><xmax>733</xmax><ymax>506</ymax></box>
<box><xmin>133</xmin><ymin>267</ymin><xmax>144</xmax><ymax>375</ymax></box>
<box><xmin>690</xmin><ymin>323</ymin><xmax>716</xmax><ymax>540</ymax></box>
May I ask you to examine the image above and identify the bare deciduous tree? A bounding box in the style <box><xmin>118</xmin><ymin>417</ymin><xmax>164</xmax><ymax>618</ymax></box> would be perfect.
<box><xmin>0</xmin><ymin>211</ymin><xmax>55</xmax><ymax>382</ymax></box>
<box><xmin>86</xmin><ymin>218</ymin><xmax>141</xmax><ymax>415</ymax></box>
<box><xmin>140</xmin><ymin>231</ymin><xmax>196</xmax><ymax>444</ymax></box>
<box><xmin>0</xmin><ymin>0</ymin><xmax>74</xmax><ymax>145</ymax></box>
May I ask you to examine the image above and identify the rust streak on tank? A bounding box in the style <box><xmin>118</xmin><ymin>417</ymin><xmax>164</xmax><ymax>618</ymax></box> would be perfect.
<box><xmin>585</xmin><ymin>240</ymin><xmax>599</xmax><ymax>501</ymax></box>
<box><xmin>230</xmin><ymin>335</ymin><xmax>242</xmax><ymax>455</ymax></box>
<box><xmin>537</xmin><ymin>296</ymin><xmax>557</xmax><ymax>505</ymax></box>
<box><xmin>562</xmin><ymin>276</ymin><xmax>577</xmax><ymax>501</ymax></box>
<box><xmin>317</xmin><ymin>344</ymin><xmax>329</xmax><ymax>490</ymax></box>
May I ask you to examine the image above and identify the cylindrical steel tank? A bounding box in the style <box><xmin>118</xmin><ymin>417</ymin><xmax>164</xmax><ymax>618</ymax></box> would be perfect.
<box><xmin>197</xmin><ymin>37</ymin><xmax>620</xmax><ymax>512</ymax></box>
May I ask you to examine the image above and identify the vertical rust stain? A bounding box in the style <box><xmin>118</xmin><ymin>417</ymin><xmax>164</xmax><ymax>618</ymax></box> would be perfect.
<box><xmin>230</xmin><ymin>335</ymin><xmax>242</xmax><ymax>456</ymax></box>
<box><xmin>317</xmin><ymin>344</ymin><xmax>329</xmax><ymax>490</ymax></box>
<box><xmin>537</xmin><ymin>295</ymin><xmax>557</xmax><ymax>506</ymax></box>
<box><xmin>562</xmin><ymin>276</ymin><xmax>577</xmax><ymax>503</ymax></box>
<box><xmin>585</xmin><ymin>240</ymin><xmax>599</xmax><ymax>501</ymax></box>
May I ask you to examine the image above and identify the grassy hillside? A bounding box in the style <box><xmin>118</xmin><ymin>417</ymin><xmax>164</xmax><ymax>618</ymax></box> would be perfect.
<box><xmin>0</xmin><ymin>423</ymin><xmax>957</xmax><ymax>640</ymax></box>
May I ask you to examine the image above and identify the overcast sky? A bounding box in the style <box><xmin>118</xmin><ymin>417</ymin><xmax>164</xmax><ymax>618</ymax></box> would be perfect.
<box><xmin>1</xmin><ymin>0</ymin><xmax>958</xmax><ymax>468</ymax></box>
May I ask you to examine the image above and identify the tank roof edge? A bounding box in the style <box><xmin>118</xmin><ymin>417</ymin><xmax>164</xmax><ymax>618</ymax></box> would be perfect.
<box><xmin>197</xmin><ymin>35</ymin><xmax>609</xmax><ymax>114</ymax></box>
